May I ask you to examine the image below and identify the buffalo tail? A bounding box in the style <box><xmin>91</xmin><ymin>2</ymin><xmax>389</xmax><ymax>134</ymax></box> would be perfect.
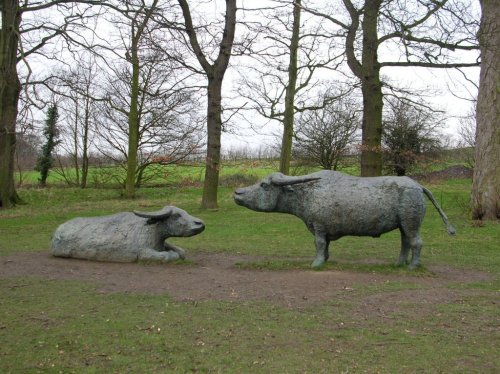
<box><xmin>422</xmin><ymin>187</ymin><xmax>456</xmax><ymax>235</ymax></box>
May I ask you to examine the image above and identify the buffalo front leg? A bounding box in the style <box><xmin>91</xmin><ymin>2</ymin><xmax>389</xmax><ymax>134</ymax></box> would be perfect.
<box><xmin>311</xmin><ymin>231</ymin><xmax>329</xmax><ymax>268</ymax></box>
<box><xmin>138</xmin><ymin>248</ymin><xmax>181</xmax><ymax>263</ymax></box>
<box><xmin>163</xmin><ymin>241</ymin><xmax>186</xmax><ymax>259</ymax></box>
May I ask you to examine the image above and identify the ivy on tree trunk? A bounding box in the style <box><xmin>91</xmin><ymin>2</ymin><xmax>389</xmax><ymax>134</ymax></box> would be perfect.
<box><xmin>36</xmin><ymin>105</ymin><xmax>59</xmax><ymax>187</ymax></box>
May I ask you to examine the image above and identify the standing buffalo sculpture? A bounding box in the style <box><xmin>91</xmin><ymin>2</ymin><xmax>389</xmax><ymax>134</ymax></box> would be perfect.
<box><xmin>52</xmin><ymin>205</ymin><xmax>204</xmax><ymax>263</ymax></box>
<box><xmin>234</xmin><ymin>171</ymin><xmax>455</xmax><ymax>268</ymax></box>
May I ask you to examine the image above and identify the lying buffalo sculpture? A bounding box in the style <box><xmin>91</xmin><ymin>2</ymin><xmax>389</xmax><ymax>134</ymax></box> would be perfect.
<box><xmin>234</xmin><ymin>171</ymin><xmax>455</xmax><ymax>268</ymax></box>
<box><xmin>52</xmin><ymin>205</ymin><xmax>204</xmax><ymax>263</ymax></box>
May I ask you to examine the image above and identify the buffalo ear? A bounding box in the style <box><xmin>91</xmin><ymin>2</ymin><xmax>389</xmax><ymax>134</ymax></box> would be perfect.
<box><xmin>145</xmin><ymin>218</ymin><xmax>159</xmax><ymax>225</ymax></box>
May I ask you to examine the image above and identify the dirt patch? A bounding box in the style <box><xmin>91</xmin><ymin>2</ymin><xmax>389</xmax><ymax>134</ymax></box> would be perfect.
<box><xmin>0</xmin><ymin>251</ymin><xmax>491</xmax><ymax>309</ymax></box>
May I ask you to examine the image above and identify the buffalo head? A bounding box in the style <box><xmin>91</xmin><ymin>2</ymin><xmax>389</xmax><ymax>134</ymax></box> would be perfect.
<box><xmin>134</xmin><ymin>206</ymin><xmax>205</xmax><ymax>237</ymax></box>
<box><xmin>233</xmin><ymin>173</ymin><xmax>320</xmax><ymax>212</ymax></box>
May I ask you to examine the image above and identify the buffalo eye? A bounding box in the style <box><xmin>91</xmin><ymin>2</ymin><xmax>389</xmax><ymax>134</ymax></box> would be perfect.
<box><xmin>260</xmin><ymin>182</ymin><xmax>269</xmax><ymax>188</ymax></box>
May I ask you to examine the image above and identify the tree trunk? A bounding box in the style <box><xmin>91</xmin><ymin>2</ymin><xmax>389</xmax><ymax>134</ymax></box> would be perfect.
<box><xmin>201</xmin><ymin>77</ymin><xmax>223</xmax><ymax>209</ymax></box>
<box><xmin>81</xmin><ymin>97</ymin><xmax>90</xmax><ymax>188</ymax></box>
<box><xmin>279</xmin><ymin>0</ymin><xmax>301</xmax><ymax>175</ymax></box>
<box><xmin>360</xmin><ymin>78</ymin><xmax>383</xmax><ymax>177</ymax></box>
<box><xmin>177</xmin><ymin>0</ymin><xmax>236</xmax><ymax>209</ymax></box>
<box><xmin>81</xmin><ymin>122</ymin><xmax>89</xmax><ymax>188</ymax></box>
<box><xmin>124</xmin><ymin>40</ymin><xmax>140</xmax><ymax>199</ymax></box>
<box><xmin>471</xmin><ymin>0</ymin><xmax>500</xmax><ymax>220</ymax></box>
<box><xmin>360</xmin><ymin>0</ymin><xmax>383</xmax><ymax>177</ymax></box>
<box><xmin>279</xmin><ymin>109</ymin><xmax>294</xmax><ymax>175</ymax></box>
<box><xmin>72</xmin><ymin>99</ymin><xmax>80</xmax><ymax>186</ymax></box>
<box><xmin>0</xmin><ymin>0</ymin><xmax>22</xmax><ymax>208</ymax></box>
<box><xmin>136</xmin><ymin>163</ymin><xmax>147</xmax><ymax>188</ymax></box>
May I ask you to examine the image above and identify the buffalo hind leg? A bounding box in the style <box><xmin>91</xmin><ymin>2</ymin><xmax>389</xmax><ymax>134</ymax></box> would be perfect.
<box><xmin>408</xmin><ymin>234</ymin><xmax>423</xmax><ymax>269</ymax></box>
<box><xmin>312</xmin><ymin>232</ymin><xmax>329</xmax><ymax>268</ymax></box>
<box><xmin>399</xmin><ymin>228</ymin><xmax>423</xmax><ymax>269</ymax></box>
<box><xmin>396</xmin><ymin>230</ymin><xmax>411</xmax><ymax>266</ymax></box>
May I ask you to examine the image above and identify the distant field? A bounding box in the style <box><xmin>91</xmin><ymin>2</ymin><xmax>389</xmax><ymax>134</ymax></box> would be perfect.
<box><xmin>15</xmin><ymin>150</ymin><xmax>470</xmax><ymax>189</ymax></box>
<box><xmin>15</xmin><ymin>160</ymin><xmax>281</xmax><ymax>188</ymax></box>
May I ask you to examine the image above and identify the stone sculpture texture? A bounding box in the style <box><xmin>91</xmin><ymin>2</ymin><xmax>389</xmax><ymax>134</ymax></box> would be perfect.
<box><xmin>234</xmin><ymin>171</ymin><xmax>455</xmax><ymax>268</ymax></box>
<box><xmin>52</xmin><ymin>206</ymin><xmax>204</xmax><ymax>263</ymax></box>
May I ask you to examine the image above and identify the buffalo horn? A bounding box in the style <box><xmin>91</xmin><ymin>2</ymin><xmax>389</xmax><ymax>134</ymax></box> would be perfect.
<box><xmin>270</xmin><ymin>173</ymin><xmax>321</xmax><ymax>186</ymax></box>
<box><xmin>134</xmin><ymin>206</ymin><xmax>173</xmax><ymax>221</ymax></box>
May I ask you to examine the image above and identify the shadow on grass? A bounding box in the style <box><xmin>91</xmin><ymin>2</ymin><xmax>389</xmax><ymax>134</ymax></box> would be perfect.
<box><xmin>235</xmin><ymin>259</ymin><xmax>435</xmax><ymax>276</ymax></box>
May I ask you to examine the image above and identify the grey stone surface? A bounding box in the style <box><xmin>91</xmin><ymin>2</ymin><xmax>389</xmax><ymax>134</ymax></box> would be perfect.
<box><xmin>234</xmin><ymin>171</ymin><xmax>455</xmax><ymax>268</ymax></box>
<box><xmin>51</xmin><ymin>206</ymin><xmax>204</xmax><ymax>263</ymax></box>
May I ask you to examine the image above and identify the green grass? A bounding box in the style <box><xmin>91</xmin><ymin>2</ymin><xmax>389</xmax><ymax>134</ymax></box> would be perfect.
<box><xmin>1</xmin><ymin>277</ymin><xmax>498</xmax><ymax>373</ymax></box>
<box><xmin>1</xmin><ymin>166</ymin><xmax>499</xmax><ymax>373</ymax></box>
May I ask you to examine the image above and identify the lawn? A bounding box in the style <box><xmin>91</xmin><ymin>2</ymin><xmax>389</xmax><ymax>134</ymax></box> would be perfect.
<box><xmin>1</xmin><ymin>168</ymin><xmax>499</xmax><ymax>373</ymax></box>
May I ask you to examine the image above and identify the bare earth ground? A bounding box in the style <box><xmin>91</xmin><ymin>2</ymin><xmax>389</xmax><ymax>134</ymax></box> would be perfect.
<box><xmin>0</xmin><ymin>250</ymin><xmax>491</xmax><ymax>309</ymax></box>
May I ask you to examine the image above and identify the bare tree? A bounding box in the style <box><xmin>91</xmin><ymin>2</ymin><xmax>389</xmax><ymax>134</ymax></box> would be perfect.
<box><xmin>294</xmin><ymin>92</ymin><xmax>360</xmax><ymax>170</ymax></box>
<box><xmin>96</xmin><ymin>47</ymin><xmax>204</xmax><ymax>188</ymax></box>
<box><xmin>237</xmin><ymin>0</ymin><xmax>344</xmax><ymax>175</ymax></box>
<box><xmin>0</xmin><ymin>0</ymin><xmax>23</xmax><ymax>207</ymax></box>
<box><xmin>472</xmin><ymin>0</ymin><xmax>499</xmax><ymax>220</ymax></box>
<box><xmin>280</xmin><ymin>0</ymin><xmax>302</xmax><ymax>174</ymax></box>
<box><xmin>305</xmin><ymin>0</ymin><xmax>480</xmax><ymax>177</ymax></box>
<box><xmin>175</xmin><ymin>0</ymin><xmax>237</xmax><ymax>209</ymax></box>
<box><xmin>52</xmin><ymin>55</ymin><xmax>100</xmax><ymax>187</ymax></box>
<box><xmin>13</xmin><ymin>76</ymin><xmax>41</xmax><ymax>186</ymax></box>
<box><xmin>112</xmin><ymin>0</ymin><xmax>161</xmax><ymax>198</ymax></box>
<box><xmin>15</xmin><ymin>133</ymin><xmax>40</xmax><ymax>185</ymax></box>
<box><xmin>0</xmin><ymin>0</ymin><xmax>105</xmax><ymax>207</ymax></box>
<box><xmin>382</xmin><ymin>98</ymin><xmax>443</xmax><ymax>176</ymax></box>
<box><xmin>457</xmin><ymin>106</ymin><xmax>476</xmax><ymax>168</ymax></box>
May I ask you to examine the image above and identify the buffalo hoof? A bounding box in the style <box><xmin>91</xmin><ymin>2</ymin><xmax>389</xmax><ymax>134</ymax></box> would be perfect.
<box><xmin>395</xmin><ymin>260</ymin><xmax>410</xmax><ymax>267</ymax></box>
<box><xmin>173</xmin><ymin>247</ymin><xmax>186</xmax><ymax>260</ymax></box>
<box><xmin>311</xmin><ymin>258</ymin><xmax>326</xmax><ymax>268</ymax></box>
<box><xmin>160</xmin><ymin>251</ymin><xmax>181</xmax><ymax>262</ymax></box>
